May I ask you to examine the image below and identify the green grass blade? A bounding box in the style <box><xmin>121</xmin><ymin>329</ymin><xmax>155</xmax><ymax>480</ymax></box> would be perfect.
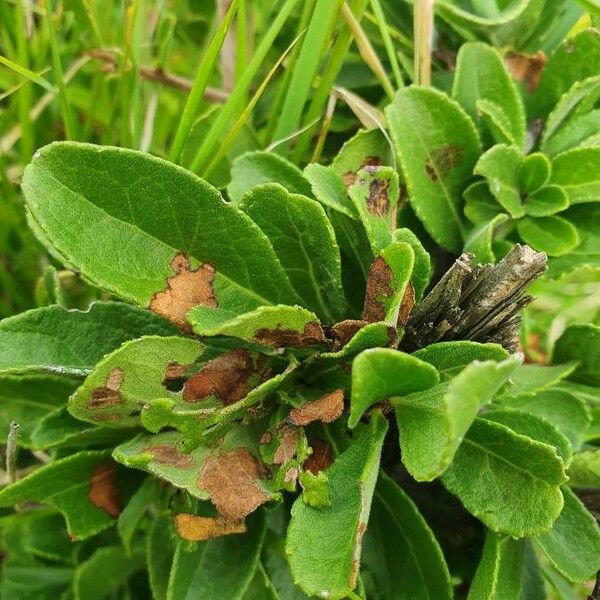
<box><xmin>168</xmin><ymin>0</ymin><xmax>239</xmax><ymax>164</ymax></box>
<box><xmin>369</xmin><ymin>0</ymin><xmax>404</xmax><ymax>87</ymax></box>
<box><xmin>271</xmin><ymin>0</ymin><xmax>343</xmax><ymax>152</ymax></box>
<box><xmin>190</xmin><ymin>0</ymin><xmax>300</xmax><ymax>174</ymax></box>
<box><xmin>0</xmin><ymin>55</ymin><xmax>53</xmax><ymax>91</ymax></box>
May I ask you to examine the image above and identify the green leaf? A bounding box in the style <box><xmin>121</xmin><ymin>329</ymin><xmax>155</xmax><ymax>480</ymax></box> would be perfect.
<box><xmin>148</xmin><ymin>515</ymin><xmax>176</xmax><ymax>600</ymax></box>
<box><xmin>331</xmin><ymin>128</ymin><xmax>392</xmax><ymax>179</ymax></box>
<box><xmin>362</xmin><ymin>472</ymin><xmax>452</xmax><ymax>600</ymax></box>
<box><xmin>550</xmin><ymin>147</ymin><xmax>600</xmax><ymax>204</ymax></box>
<box><xmin>349</xmin><ymin>348</ymin><xmax>438</xmax><ymax>428</ymax></box>
<box><xmin>188</xmin><ymin>305</ymin><xmax>324</xmax><ymax>347</ymax></box>
<box><xmin>303</xmin><ymin>163</ymin><xmax>358</xmax><ymax>218</ymax></box>
<box><xmin>524</xmin><ymin>186</ymin><xmax>569</xmax><ymax>217</ymax></box>
<box><xmin>386</xmin><ymin>86</ymin><xmax>481</xmax><ymax>252</ymax></box>
<box><xmin>453</xmin><ymin>42</ymin><xmax>525</xmax><ymax>147</ymax></box>
<box><xmin>568</xmin><ymin>449</ymin><xmax>600</xmax><ymax>488</ymax></box>
<box><xmin>262</xmin><ymin>541</ymin><xmax>310</xmax><ymax>600</ymax></box>
<box><xmin>464</xmin><ymin>213</ymin><xmax>509</xmax><ymax>264</ymax></box>
<box><xmin>118</xmin><ymin>478</ymin><xmax>161</xmax><ymax>552</ymax></box>
<box><xmin>535</xmin><ymin>486</ymin><xmax>600</xmax><ymax>583</ymax></box>
<box><xmin>167</xmin><ymin>511</ymin><xmax>266</xmax><ymax>600</ymax></box>
<box><xmin>552</xmin><ymin>324</ymin><xmax>600</xmax><ymax>386</ymax></box>
<box><xmin>441</xmin><ymin>418</ymin><xmax>567</xmax><ymax>536</ymax></box>
<box><xmin>23</xmin><ymin>143</ymin><xmax>300</xmax><ymax>322</ymax></box>
<box><xmin>68</xmin><ymin>336</ymin><xmax>205</xmax><ymax>427</ymax></box>
<box><xmin>0</xmin><ymin>451</ymin><xmax>124</xmax><ymax>540</ymax></box>
<box><xmin>0</xmin><ymin>374</ymin><xmax>78</xmax><ymax>447</ymax></box>
<box><xmin>503</xmin><ymin>362</ymin><xmax>577</xmax><ymax>396</ymax></box>
<box><xmin>474</xmin><ymin>144</ymin><xmax>524</xmax><ymax>217</ymax></box>
<box><xmin>435</xmin><ymin>0</ymin><xmax>532</xmax><ymax>28</ymax></box>
<box><xmin>73</xmin><ymin>545</ymin><xmax>145</xmax><ymax>600</ymax></box>
<box><xmin>347</xmin><ymin>166</ymin><xmax>400</xmax><ymax>254</ymax></box>
<box><xmin>541</xmin><ymin>109</ymin><xmax>600</xmax><ymax>157</ymax></box>
<box><xmin>519</xmin><ymin>153</ymin><xmax>551</xmax><ymax>194</ymax></box>
<box><xmin>498</xmin><ymin>389</ymin><xmax>591</xmax><ymax>451</ymax></box>
<box><xmin>286</xmin><ymin>411</ymin><xmax>388</xmax><ymax>599</ymax></box>
<box><xmin>531</xmin><ymin>29</ymin><xmax>600</xmax><ymax>120</ymax></box>
<box><xmin>412</xmin><ymin>341</ymin><xmax>509</xmax><ymax>379</ymax></box>
<box><xmin>463</xmin><ymin>181</ymin><xmax>503</xmax><ymax>226</ymax></box>
<box><xmin>482</xmin><ymin>408</ymin><xmax>572</xmax><ymax>464</ymax></box>
<box><xmin>0</xmin><ymin>302</ymin><xmax>178</xmax><ymax>376</ymax></box>
<box><xmin>467</xmin><ymin>531</ymin><xmax>525</xmax><ymax>600</ymax></box>
<box><xmin>392</xmin><ymin>356</ymin><xmax>520</xmax><ymax>481</ymax></box>
<box><xmin>239</xmin><ymin>183</ymin><xmax>345</xmax><ymax>322</ymax></box>
<box><xmin>392</xmin><ymin>228</ymin><xmax>432</xmax><ymax>301</ymax></box>
<box><xmin>516</xmin><ymin>216</ymin><xmax>580</xmax><ymax>256</ymax></box>
<box><xmin>227</xmin><ymin>151</ymin><xmax>313</xmax><ymax>205</ymax></box>
<box><xmin>476</xmin><ymin>99</ymin><xmax>520</xmax><ymax>146</ymax></box>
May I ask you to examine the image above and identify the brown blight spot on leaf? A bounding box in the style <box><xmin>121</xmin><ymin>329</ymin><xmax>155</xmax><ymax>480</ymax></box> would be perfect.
<box><xmin>199</xmin><ymin>448</ymin><xmax>271</xmax><ymax>520</ymax></box>
<box><xmin>150</xmin><ymin>253</ymin><xmax>217</xmax><ymax>331</ymax></box>
<box><xmin>87</xmin><ymin>368</ymin><xmax>124</xmax><ymax>410</ymax></box>
<box><xmin>362</xmin><ymin>256</ymin><xmax>393</xmax><ymax>322</ymax></box>
<box><xmin>182</xmin><ymin>349</ymin><xmax>254</xmax><ymax>405</ymax></box>
<box><xmin>304</xmin><ymin>438</ymin><xmax>333</xmax><ymax>474</ymax></box>
<box><xmin>425</xmin><ymin>145</ymin><xmax>463</xmax><ymax>182</ymax></box>
<box><xmin>342</xmin><ymin>156</ymin><xmax>383</xmax><ymax>187</ymax></box>
<box><xmin>273</xmin><ymin>426</ymin><xmax>300</xmax><ymax>465</ymax></box>
<box><xmin>366</xmin><ymin>176</ymin><xmax>390</xmax><ymax>216</ymax></box>
<box><xmin>164</xmin><ymin>362</ymin><xmax>188</xmax><ymax>380</ymax></box>
<box><xmin>253</xmin><ymin>322</ymin><xmax>325</xmax><ymax>348</ymax></box>
<box><xmin>289</xmin><ymin>389</ymin><xmax>344</xmax><ymax>426</ymax></box>
<box><xmin>397</xmin><ymin>282</ymin><xmax>415</xmax><ymax>326</ymax></box>
<box><xmin>143</xmin><ymin>444</ymin><xmax>193</xmax><ymax>469</ymax></box>
<box><xmin>330</xmin><ymin>319</ymin><xmax>369</xmax><ymax>348</ymax></box>
<box><xmin>89</xmin><ymin>462</ymin><xmax>121</xmax><ymax>517</ymax></box>
<box><xmin>174</xmin><ymin>513</ymin><xmax>246</xmax><ymax>541</ymax></box>
<box><xmin>350</xmin><ymin>520</ymin><xmax>368</xmax><ymax>589</ymax></box>
<box><xmin>504</xmin><ymin>51</ymin><xmax>546</xmax><ymax>93</ymax></box>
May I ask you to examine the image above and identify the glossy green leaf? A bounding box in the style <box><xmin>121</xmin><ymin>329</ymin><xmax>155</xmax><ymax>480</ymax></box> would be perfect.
<box><xmin>188</xmin><ymin>305</ymin><xmax>324</xmax><ymax>347</ymax></box>
<box><xmin>535</xmin><ymin>486</ymin><xmax>600</xmax><ymax>583</ymax></box>
<box><xmin>286</xmin><ymin>412</ymin><xmax>388</xmax><ymax>599</ymax></box>
<box><xmin>412</xmin><ymin>341</ymin><xmax>508</xmax><ymax>379</ymax></box>
<box><xmin>518</xmin><ymin>153</ymin><xmax>551</xmax><ymax>194</ymax></box>
<box><xmin>392</xmin><ymin>356</ymin><xmax>520</xmax><ymax>481</ymax></box>
<box><xmin>386</xmin><ymin>87</ymin><xmax>481</xmax><ymax>252</ymax></box>
<box><xmin>441</xmin><ymin>418</ymin><xmax>567</xmax><ymax>536</ymax></box>
<box><xmin>74</xmin><ymin>545</ymin><xmax>145</xmax><ymax>600</ymax></box>
<box><xmin>303</xmin><ymin>163</ymin><xmax>357</xmax><ymax>218</ymax></box>
<box><xmin>464</xmin><ymin>213</ymin><xmax>509</xmax><ymax>264</ymax></box>
<box><xmin>392</xmin><ymin>228</ymin><xmax>432</xmax><ymax>301</ymax></box>
<box><xmin>524</xmin><ymin>186</ymin><xmax>569</xmax><ymax>217</ymax></box>
<box><xmin>347</xmin><ymin>166</ymin><xmax>399</xmax><ymax>254</ymax></box>
<box><xmin>349</xmin><ymin>348</ymin><xmax>439</xmax><ymax>428</ymax></box>
<box><xmin>463</xmin><ymin>181</ymin><xmax>503</xmax><ymax>226</ymax></box>
<box><xmin>467</xmin><ymin>531</ymin><xmax>525</xmax><ymax>600</ymax></box>
<box><xmin>453</xmin><ymin>42</ymin><xmax>525</xmax><ymax>147</ymax></box>
<box><xmin>362</xmin><ymin>472</ymin><xmax>452</xmax><ymax>600</ymax></box>
<box><xmin>550</xmin><ymin>147</ymin><xmax>600</xmax><ymax>204</ymax></box>
<box><xmin>0</xmin><ymin>451</ymin><xmax>123</xmax><ymax>540</ymax></box>
<box><xmin>0</xmin><ymin>302</ymin><xmax>178</xmax><ymax>377</ymax></box>
<box><xmin>516</xmin><ymin>215</ymin><xmax>579</xmax><ymax>256</ymax></box>
<box><xmin>69</xmin><ymin>336</ymin><xmax>205</xmax><ymax>427</ymax></box>
<box><xmin>239</xmin><ymin>183</ymin><xmax>345</xmax><ymax>322</ymax></box>
<box><xmin>23</xmin><ymin>142</ymin><xmax>299</xmax><ymax>316</ymax></box>
<box><xmin>474</xmin><ymin>144</ymin><xmax>524</xmax><ymax>217</ymax></box>
<box><xmin>568</xmin><ymin>449</ymin><xmax>600</xmax><ymax>488</ymax></box>
<box><xmin>227</xmin><ymin>151</ymin><xmax>313</xmax><ymax>204</ymax></box>
<box><xmin>552</xmin><ymin>324</ymin><xmax>600</xmax><ymax>386</ymax></box>
<box><xmin>167</xmin><ymin>510</ymin><xmax>266</xmax><ymax>600</ymax></box>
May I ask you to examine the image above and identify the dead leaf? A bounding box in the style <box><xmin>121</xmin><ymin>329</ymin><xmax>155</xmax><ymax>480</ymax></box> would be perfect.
<box><xmin>253</xmin><ymin>322</ymin><xmax>325</xmax><ymax>347</ymax></box>
<box><xmin>199</xmin><ymin>448</ymin><xmax>271</xmax><ymax>520</ymax></box>
<box><xmin>89</xmin><ymin>462</ymin><xmax>121</xmax><ymax>517</ymax></box>
<box><xmin>304</xmin><ymin>438</ymin><xmax>333</xmax><ymax>474</ymax></box>
<box><xmin>397</xmin><ymin>282</ymin><xmax>415</xmax><ymax>326</ymax></box>
<box><xmin>150</xmin><ymin>253</ymin><xmax>217</xmax><ymax>330</ymax></box>
<box><xmin>174</xmin><ymin>513</ymin><xmax>246</xmax><ymax>541</ymax></box>
<box><xmin>182</xmin><ymin>349</ymin><xmax>255</xmax><ymax>404</ymax></box>
<box><xmin>87</xmin><ymin>368</ymin><xmax>124</xmax><ymax>409</ymax></box>
<box><xmin>504</xmin><ymin>51</ymin><xmax>546</xmax><ymax>93</ymax></box>
<box><xmin>362</xmin><ymin>256</ymin><xmax>393</xmax><ymax>322</ymax></box>
<box><xmin>273</xmin><ymin>426</ymin><xmax>300</xmax><ymax>465</ymax></box>
<box><xmin>289</xmin><ymin>390</ymin><xmax>344</xmax><ymax>426</ymax></box>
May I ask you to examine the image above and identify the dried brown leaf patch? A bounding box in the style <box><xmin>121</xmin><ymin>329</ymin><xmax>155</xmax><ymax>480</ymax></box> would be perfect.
<box><xmin>88</xmin><ymin>462</ymin><xmax>121</xmax><ymax>517</ymax></box>
<box><xmin>289</xmin><ymin>389</ymin><xmax>344</xmax><ymax>426</ymax></box>
<box><xmin>174</xmin><ymin>513</ymin><xmax>246</xmax><ymax>541</ymax></box>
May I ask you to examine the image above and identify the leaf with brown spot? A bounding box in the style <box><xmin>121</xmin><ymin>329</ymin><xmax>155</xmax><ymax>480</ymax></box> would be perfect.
<box><xmin>304</xmin><ymin>438</ymin><xmax>333</xmax><ymax>474</ymax></box>
<box><xmin>348</xmin><ymin>166</ymin><xmax>400</xmax><ymax>254</ymax></box>
<box><xmin>199</xmin><ymin>448</ymin><xmax>272</xmax><ymax>520</ymax></box>
<box><xmin>425</xmin><ymin>144</ymin><xmax>464</xmax><ymax>182</ymax></box>
<box><xmin>330</xmin><ymin>320</ymin><xmax>369</xmax><ymax>348</ymax></box>
<box><xmin>505</xmin><ymin>51</ymin><xmax>546</xmax><ymax>93</ymax></box>
<box><xmin>253</xmin><ymin>322</ymin><xmax>325</xmax><ymax>348</ymax></box>
<box><xmin>342</xmin><ymin>156</ymin><xmax>384</xmax><ymax>188</ymax></box>
<box><xmin>289</xmin><ymin>390</ymin><xmax>344</xmax><ymax>426</ymax></box>
<box><xmin>397</xmin><ymin>282</ymin><xmax>415</xmax><ymax>326</ymax></box>
<box><xmin>174</xmin><ymin>513</ymin><xmax>246</xmax><ymax>541</ymax></box>
<box><xmin>150</xmin><ymin>253</ymin><xmax>217</xmax><ymax>331</ymax></box>
<box><xmin>362</xmin><ymin>242</ymin><xmax>415</xmax><ymax>326</ymax></box>
<box><xmin>89</xmin><ymin>462</ymin><xmax>122</xmax><ymax>517</ymax></box>
<box><xmin>87</xmin><ymin>368</ymin><xmax>124</xmax><ymax>409</ymax></box>
<box><xmin>273</xmin><ymin>426</ymin><xmax>300</xmax><ymax>465</ymax></box>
